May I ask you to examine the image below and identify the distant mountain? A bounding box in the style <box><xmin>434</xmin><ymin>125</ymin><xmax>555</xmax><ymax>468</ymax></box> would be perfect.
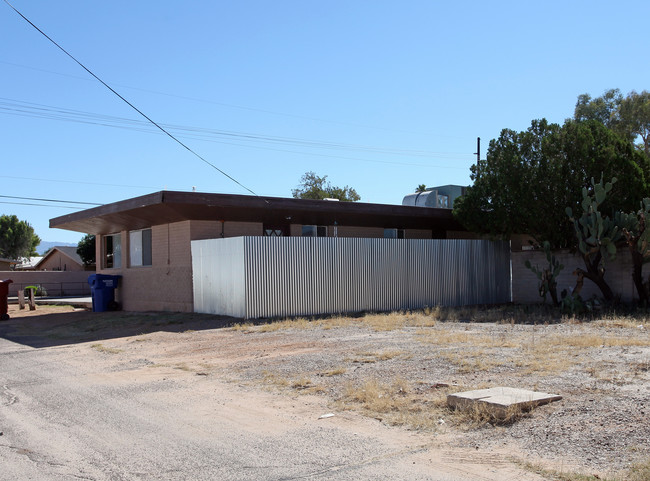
<box><xmin>37</xmin><ymin>241</ymin><xmax>77</xmax><ymax>255</ymax></box>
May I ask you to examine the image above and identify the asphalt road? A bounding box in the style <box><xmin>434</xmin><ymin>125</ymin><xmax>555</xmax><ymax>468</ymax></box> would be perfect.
<box><xmin>0</xmin><ymin>335</ymin><xmax>499</xmax><ymax>481</ymax></box>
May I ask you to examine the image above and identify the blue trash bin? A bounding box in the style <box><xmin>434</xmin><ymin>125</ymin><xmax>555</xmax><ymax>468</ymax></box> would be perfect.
<box><xmin>88</xmin><ymin>274</ymin><xmax>121</xmax><ymax>312</ymax></box>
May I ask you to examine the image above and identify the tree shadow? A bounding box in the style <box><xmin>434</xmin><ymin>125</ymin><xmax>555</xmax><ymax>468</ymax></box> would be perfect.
<box><xmin>0</xmin><ymin>310</ymin><xmax>245</xmax><ymax>348</ymax></box>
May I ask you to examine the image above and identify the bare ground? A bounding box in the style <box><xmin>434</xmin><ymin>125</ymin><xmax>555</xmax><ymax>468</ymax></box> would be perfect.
<box><xmin>2</xmin><ymin>304</ymin><xmax>649</xmax><ymax>480</ymax></box>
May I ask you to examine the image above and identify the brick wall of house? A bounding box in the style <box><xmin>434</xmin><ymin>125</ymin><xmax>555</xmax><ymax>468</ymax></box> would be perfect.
<box><xmin>224</xmin><ymin>221</ymin><xmax>262</xmax><ymax>237</ymax></box>
<box><xmin>406</xmin><ymin>229</ymin><xmax>433</xmax><ymax>239</ymax></box>
<box><xmin>96</xmin><ymin>222</ymin><xmax>195</xmax><ymax>312</ymax></box>
<box><xmin>512</xmin><ymin>250</ymin><xmax>641</xmax><ymax>304</ymax></box>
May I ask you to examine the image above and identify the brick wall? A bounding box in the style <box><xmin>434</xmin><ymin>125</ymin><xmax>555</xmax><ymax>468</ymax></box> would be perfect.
<box><xmin>512</xmin><ymin>250</ymin><xmax>642</xmax><ymax>304</ymax></box>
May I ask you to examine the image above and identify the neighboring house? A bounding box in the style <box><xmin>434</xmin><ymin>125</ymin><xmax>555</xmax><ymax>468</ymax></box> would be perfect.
<box><xmin>35</xmin><ymin>246</ymin><xmax>93</xmax><ymax>272</ymax></box>
<box><xmin>0</xmin><ymin>258</ymin><xmax>17</xmax><ymax>271</ymax></box>
<box><xmin>50</xmin><ymin>190</ymin><xmax>471</xmax><ymax>313</ymax></box>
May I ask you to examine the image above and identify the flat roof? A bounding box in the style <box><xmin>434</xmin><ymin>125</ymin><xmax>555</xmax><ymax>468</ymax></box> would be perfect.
<box><xmin>50</xmin><ymin>191</ymin><xmax>464</xmax><ymax>234</ymax></box>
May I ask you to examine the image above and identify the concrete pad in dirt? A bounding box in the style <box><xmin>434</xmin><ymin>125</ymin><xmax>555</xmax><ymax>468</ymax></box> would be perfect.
<box><xmin>447</xmin><ymin>387</ymin><xmax>562</xmax><ymax>419</ymax></box>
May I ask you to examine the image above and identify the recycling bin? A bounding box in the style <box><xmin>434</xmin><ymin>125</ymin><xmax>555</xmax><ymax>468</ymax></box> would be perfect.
<box><xmin>88</xmin><ymin>274</ymin><xmax>121</xmax><ymax>312</ymax></box>
<box><xmin>0</xmin><ymin>279</ymin><xmax>13</xmax><ymax>320</ymax></box>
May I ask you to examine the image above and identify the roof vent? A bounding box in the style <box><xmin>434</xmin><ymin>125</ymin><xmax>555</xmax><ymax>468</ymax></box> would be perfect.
<box><xmin>323</xmin><ymin>198</ymin><xmax>340</xmax><ymax>202</ymax></box>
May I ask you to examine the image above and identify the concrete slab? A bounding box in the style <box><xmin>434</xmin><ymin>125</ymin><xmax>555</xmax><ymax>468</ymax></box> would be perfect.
<box><xmin>447</xmin><ymin>387</ymin><xmax>562</xmax><ymax>419</ymax></box>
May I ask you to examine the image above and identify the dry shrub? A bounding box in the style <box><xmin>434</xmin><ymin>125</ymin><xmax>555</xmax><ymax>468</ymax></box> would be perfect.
<box><xmin>339</xmin><ymin>378</ymin><xmax>411</xmax><ymax>414</ymax></box>
<box><xmin>322</xmin><ymin>366</ymin><xmax>347</xmax><ymax>377</ymax></box>
<box><xmin>449</xmin><ymin>400</ymin><xmax>526</xmax><ymax>427</ymax></box>
<box><xmin>90</xmin><ymin>343</ymin><xmax>122</xmax><ymax>354</ymax></box>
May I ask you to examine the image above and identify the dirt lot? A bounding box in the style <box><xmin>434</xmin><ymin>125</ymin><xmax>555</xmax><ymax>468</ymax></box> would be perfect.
<box><xmin>1</xmin><ymin>304</ymin><xmax>649</xmax><ymax>480</ymax></box>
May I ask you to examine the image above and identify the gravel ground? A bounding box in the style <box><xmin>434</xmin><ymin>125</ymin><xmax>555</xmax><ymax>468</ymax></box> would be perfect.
<box><xmin>2</xmin><ymin>305</ymin><xmax>649</xmax><ymax>479</ymax></box>
<box><xmin>210</xmin><ymin>316</ymin><xmax>650</xmax><ymax>478</ymax></box>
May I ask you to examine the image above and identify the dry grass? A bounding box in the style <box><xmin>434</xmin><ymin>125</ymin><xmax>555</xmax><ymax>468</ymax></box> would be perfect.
<box><xmin>415</xmin><ymin>323</ymin><xmax>649</xmax><ymax>377</ymax></box>
<box><xmin>334</xmin><ymin>377</ymin><xmax>522</xmax><ymax>431</ymax></box>
<box><xmin>90</xmin><ymin>343</ymin><xmax>122</xmax><ymax>354</ymax></box>
<box><xmin>346</xmin><ymin>350</ymin><xmax>404</xmax><ymax>364</ymax></box>
<box><xmin>627</xmin><ymin>458</ymin><xmax>650</xmax><ymax>481</ymax></box>
<box><xmin>321</xmin><ymin>366</ymin><xmax>347</xmax><ymax>377</ymax></box>
<box><xmin>519</xmin><ymin>457</ymin><xmax>650</xmax><ymax>481</ymax></box>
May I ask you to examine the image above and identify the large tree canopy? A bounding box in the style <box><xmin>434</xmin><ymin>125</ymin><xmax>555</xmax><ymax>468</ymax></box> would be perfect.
<box><xmin>575</xmin><ymin>88</ymin><xmax>650</xmax><ymax>157</ymax></box>
<box><xmin>0</xmin><ymin>214</ymin><xmax>41</xmax><ymax>260</ymax></box>
<box><xmin>291</xmin><ymin>171</ymin><xmax>360</xmax><ymax>202</ymax></box>
<box><xmin>453</xmin><ymin>119</ymin><xmax>649</xmax><ymax>249</ymax></box>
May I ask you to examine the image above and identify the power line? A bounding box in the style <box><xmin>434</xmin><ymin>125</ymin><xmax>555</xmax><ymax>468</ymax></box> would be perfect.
<box><xmin>0</xmin><ymin>194</ymin><xmax>102</xmax><ymax>206</ymax></box>
<box><xmin>3</xmin><ymin>0</ymin><xmax>261</xmax><ymax>199</ymax></box>
<box><xmin>0</xmin><ymin>174</ymin><xmax>159</xmax><ymax>190</ymax></box>
<box><xmin>1</xmin><ymin>59</ymin><xmax>468</xmax><ymax>140</ymax></box>
<box><xmin>0</xmin><ymin>98</ymin><xmax>474</xmax><ymax>159</ymax></box>
<box><xmin>0</xmin><ymin>200</ymin><xmax>88</xmax><ymax>209</ymax></box>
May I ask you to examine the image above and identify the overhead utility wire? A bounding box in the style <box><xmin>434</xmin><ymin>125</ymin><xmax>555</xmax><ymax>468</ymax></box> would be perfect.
<box><xmin>0</xmin><ymin>98</ymin><xmax>474</xmax><ymax>159</ymax></box>
<box><xmin>4</xmin><ymin>0</ymin><xmax>261</xmax><ymax>198</ymax></box>
<box><xmin>0</xmin><ymin>194</ymin><xmax>102</xmax><ymax>206</ymax></box>
<box><xmin>1</xmin><ymin>59</ymin><xmax>468</xmax><ymax>140</ymax></box>
<box><xmin>0</xmin><ymin>201</ymin><xmax>90</xmax><ymax>209</ymax></box>
<box><xmin>0</xmin><ymin>174</ymin><xmax>158</xmax><ymax>190</ymax></box>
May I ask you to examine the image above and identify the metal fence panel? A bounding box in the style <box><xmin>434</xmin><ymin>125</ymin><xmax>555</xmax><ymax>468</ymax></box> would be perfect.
<box><xmin>192</xmin><ymin>237</ymin><xmax>511</xmax><ymax>318</ymax></box>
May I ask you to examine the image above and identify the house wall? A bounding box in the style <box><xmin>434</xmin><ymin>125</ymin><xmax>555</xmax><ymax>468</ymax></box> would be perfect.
<box><xmin>38</xmin><ymin>251</ymin><xmax>89</xmax><ymax>271</ymax></box>
<box><xmin>96</xmin><ymin>221</ymin><xmax>193</xmax><ymax>312</ymax></box>
<box><xmin>512</xmin><ymin>250</ymin><xmax>642</xmax><ymax>304</ymax></box>
<box><xmin>288</xmin><ymin>225</ymin><xmax>434</xmax><ymax>239</ymax></box>
<box><xmin>95</xmin><ymin>218</ymin><xmax>470</xmax><ymax>313</ymax></box>
<box><xmin>0</xmin><ymin>260</ymin><xmax>13</xmax><ymax>271</ymax></box>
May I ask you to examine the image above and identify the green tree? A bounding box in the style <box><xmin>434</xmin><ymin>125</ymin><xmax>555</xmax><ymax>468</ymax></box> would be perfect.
<box><xmin>618</xmin><ymin>90</ymin><xmax>650</xmax><ymax>157</ymax></box>
<box><xmin>77</xmin><ymin>234</ymin><xmax>96</xmax><ymax>266</ymax></box>
<box><xmin>453</xmin><ymin>119</ymin><xmax>648</xmax><ymax>249</ymax></box>
<box><xmin>575</xmin><ymin>89</ymin><xmax>650</xmax><ymax>157</ymax></box>
<box><xmin>415</xmin><ymin>184</ymin><xmax>427</xmax><ymax>193</ymax></box>
<box><xmin>574</xmin><ymin>88</ymin><xmax>622</xmax><ymax>126</ymax></box>
<box><xmin>291</xmin><ymin>171</ymin><xmax>360</xmax><ymax>201</ymax></box>
<box><xmin>0</xmin><ymin>214</ymin><xmax>41</xmax><ymax>260</ymax></box>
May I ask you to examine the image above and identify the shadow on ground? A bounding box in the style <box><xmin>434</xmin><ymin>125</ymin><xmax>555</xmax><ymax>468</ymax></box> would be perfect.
<box><xmin>0</xmin><ymin>310</ymin><xmax>246</xmax><ymax>348</ymax></box>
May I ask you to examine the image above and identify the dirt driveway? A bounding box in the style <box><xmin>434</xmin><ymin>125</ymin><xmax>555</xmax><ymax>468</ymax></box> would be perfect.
<box><xmin>1</xmin><ymin>305</ymin><xmax>648</xmax><ymax>480</ymax></box>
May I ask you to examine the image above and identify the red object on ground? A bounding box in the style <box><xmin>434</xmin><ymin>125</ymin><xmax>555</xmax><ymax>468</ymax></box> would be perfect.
<box><xmin>0</xmin><ymin>279</ymin><xmax>13</xmax><ymax>320</ymax></box>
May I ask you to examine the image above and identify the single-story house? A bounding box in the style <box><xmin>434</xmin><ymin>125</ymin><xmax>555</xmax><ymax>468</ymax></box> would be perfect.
<box><xmin>50</xmin><ymin>190</ymin><xmax>473</xmax><ymax>312</ymax></box>
<box><xmin>35</xmin><ymin>246</ymin><xmax>93</xmax><ymax>272</ymax></box>
<box><xmin>0</xmin><ymin>258</ymin><xmax>17</xmax><ymax>271</ymax></box>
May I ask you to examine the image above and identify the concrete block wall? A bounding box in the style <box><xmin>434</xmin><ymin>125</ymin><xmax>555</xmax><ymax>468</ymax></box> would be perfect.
<box><xmin>512</xmin><ymin>250</ymin><xmax>642</xmax><ymax>304</ymax></box>
<box><xmin>3</xmin><ymin>271</ymin><xmax>92</xmax><ymax>297</ymax></box>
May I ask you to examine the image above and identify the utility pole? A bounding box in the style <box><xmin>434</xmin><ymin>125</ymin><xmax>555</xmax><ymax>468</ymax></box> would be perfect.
<box><xmin>473</xmin><ymin>137</ymin><xmax>480</xmax><ymax>162</ymax></box>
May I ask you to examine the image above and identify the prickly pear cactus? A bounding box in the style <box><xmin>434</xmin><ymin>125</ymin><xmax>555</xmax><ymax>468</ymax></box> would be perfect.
<box><xmin>524</xmin><ymin>241</ymin><xmax>564</xmax><ymax>305</ymax></box>
<box><xmin>566</xmin><ymin>176</ymin><xmax>621</xmax><ymax>262</ymax></box>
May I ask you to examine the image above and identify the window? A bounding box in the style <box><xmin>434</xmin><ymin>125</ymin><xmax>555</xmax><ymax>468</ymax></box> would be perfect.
<box><xmin>302</xmin><ymin>225</ymin><xmax>327</xmax><ymax>237</ymax></box>
<box><xmin>129</xmin><ymin>229</ymin><xmax>152</xmax><ymax>267</ymax></box>
<box><xmin>383</xmin><ymin>228</ymin><xmax>405</xmax><ymax>239</ymax></box>
<box><xmin>437</xmin><ymin>195</ymin><xmax>449</xmax><ymax>208</ymax></box>
<box><xmin>103</xmin><ymin>233</ymin><xmax>122</xmax><ymax>269</ymax></box>
<box><xmin>263</xmin><ymin>224</ymin><xmax>288</xmax><ymax>237</ymax></box>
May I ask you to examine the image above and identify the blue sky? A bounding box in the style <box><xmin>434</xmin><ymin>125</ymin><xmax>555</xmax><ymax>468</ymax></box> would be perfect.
<box><xmin>2</xmin><ymin>1</ymin><xmax>649</xmax><ymax>244</ymax></box>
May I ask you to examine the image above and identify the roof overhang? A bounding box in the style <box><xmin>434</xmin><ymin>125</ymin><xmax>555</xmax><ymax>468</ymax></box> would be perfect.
<box><xmin>50</xmin><ymin>191</ymin><xmax>465</xmax><ymax>235</ymax></box>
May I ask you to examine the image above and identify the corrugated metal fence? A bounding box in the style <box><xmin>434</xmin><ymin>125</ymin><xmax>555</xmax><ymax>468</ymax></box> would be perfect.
<box><xmin>192</xmin><ymin>237</ymin><xmax>511</xmax><ymax>318</ymax></box>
